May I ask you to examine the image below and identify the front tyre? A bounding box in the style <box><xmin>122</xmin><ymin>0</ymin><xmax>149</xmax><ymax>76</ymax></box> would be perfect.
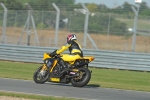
<box><xmin>71</xmin><ymin>68</ymin><xmax>91</xmax><ymax>87</ymax></box>
<box><xmin>33</xmin><ymin>66</ymin><xmax>49</xmax><ymax>84</ymax></box>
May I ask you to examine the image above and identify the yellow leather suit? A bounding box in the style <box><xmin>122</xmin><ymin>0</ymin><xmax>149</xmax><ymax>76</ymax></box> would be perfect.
<box><xmin>56</xmin><ymin>40</ymin><xmax>83</xmax><ymax>62</ymax></box>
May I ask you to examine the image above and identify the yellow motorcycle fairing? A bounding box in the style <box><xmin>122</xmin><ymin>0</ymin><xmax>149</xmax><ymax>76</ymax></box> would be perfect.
<box><xmin>60</xmin><ymin>54</ymin><xmax>94</xmax><ymax>65</ymax></box>
<box><xmin>67</xmin><ymin>56</ymin><xmax>95</xmax><ymax>65</ymax></box>
<box><xmin>82</xmin><ymin>56</ymin><xmax>95</xmax><ymax>62</ymax></box>
<box><xmin>50</xmin><ymin>77</ymin><xmax>60</xmax><ymax>82</ymax></box>
<box><xmin>43</xmin><ymin>53</ymin><xmax>95</xmax><ymax>65</ymax></box>
<box><xmin>43</xmin><ymin>53</ymin><xmax>51</xmax><ymax>60</ymax></box>
<box><xmin>61</xmin><ymin>54</ymin><xmax>81</xmax><ymax>62</ymax></box>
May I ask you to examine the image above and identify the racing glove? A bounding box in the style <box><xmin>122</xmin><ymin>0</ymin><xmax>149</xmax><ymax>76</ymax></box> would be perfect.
<box><xmin>49</xmin><ymin>50</ymin><xmax>57</xmax><ymax>57</ymax></box>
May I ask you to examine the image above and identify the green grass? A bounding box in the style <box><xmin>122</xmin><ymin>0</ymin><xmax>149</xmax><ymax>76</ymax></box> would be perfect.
<box><xmin>117</xmin><ymin>18</ymin><xmax>150</xmax><ymax>30</ymax></box>
<box><xmin>89</xmin><ymin>68</ymin><xmax>150</xmax><ymax>91</ymax></box>
<box><xmin>0</xmin><ymin>91</ymin><xmax>79</xmax><ymax>100</ymax></box>
<box><xmin>0</xmin><ymin>61</ymin><xmax>39</xmax><ymax>80</ymax></box>
<box><xmin>0</xmin><ymin>60</ymin><xmax>150</xmax><ymax>93</ymax></box>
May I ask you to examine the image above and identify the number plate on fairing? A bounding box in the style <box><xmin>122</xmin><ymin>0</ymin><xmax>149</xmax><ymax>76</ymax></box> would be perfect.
<box><xmin>50</xmin><ymin>78</ymin><xmax>60</xmax><ymax>82</ymax></box>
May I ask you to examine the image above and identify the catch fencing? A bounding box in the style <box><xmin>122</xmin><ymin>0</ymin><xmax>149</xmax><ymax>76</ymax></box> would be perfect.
<box><xmin>0</xmin><ymin>3</ymin><xmax>150</xmax><ymax>52</ymax></box>
<box><xmin>0</xmin><ymin>44</ymin><xmax>150</xmax><ymax>71</ymax></box>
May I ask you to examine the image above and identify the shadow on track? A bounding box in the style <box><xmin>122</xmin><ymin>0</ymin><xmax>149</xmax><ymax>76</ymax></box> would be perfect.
<box><xmin>44</xmin><ymin>82</ymin><xmax>100</xmax><ymax>88</ymax></box>
<box><xmin>87</xmin><ymin>84</ymin><xmax>100</xmax><ymax>87</ymax></box>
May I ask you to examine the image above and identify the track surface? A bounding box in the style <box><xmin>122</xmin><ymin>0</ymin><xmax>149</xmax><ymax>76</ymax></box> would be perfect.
<box><xmin>0</xmin><ymin>78</ymin><xmax>150</xmax><ymax>100</ymax></box>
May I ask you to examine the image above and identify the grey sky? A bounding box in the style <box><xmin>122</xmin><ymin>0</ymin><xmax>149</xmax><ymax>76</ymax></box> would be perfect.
<box><xmin>75</xmin><ymin>0</ymin><xmax>150</xmax><ymax>8</ymax></box>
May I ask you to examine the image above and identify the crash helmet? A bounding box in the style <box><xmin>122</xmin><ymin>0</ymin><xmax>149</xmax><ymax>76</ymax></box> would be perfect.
<box><xmin>67</xmin><ymin>34</ymin><xmax>77</xmax><ymax>43</ymax></box>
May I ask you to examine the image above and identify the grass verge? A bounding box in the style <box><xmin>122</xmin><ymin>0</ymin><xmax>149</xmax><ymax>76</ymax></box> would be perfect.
<box><xmin>0</xmin><ymin>91</ymin><xmax>79</xmax><ymax>100</ymax></box>
<box><xmin>89</xmin><ymin>67</ymin><xmax>150</xmax><ymax>91</ymax></box>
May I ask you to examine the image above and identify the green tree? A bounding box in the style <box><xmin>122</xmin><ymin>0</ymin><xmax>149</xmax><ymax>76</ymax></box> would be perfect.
<box><xmin>98</xmin><ymin>4</ymin><xmax>110</xmax><ymax>13</ymax></box>
<box><xmin>120</xmin><ymin>2</ymin><xmax>133</xmax><ymax>14</ymax></box>
<box><xmin>0</xmin><ymin>0</ymin><xmax>24</xmax><ymax>10</ymax></box>
<box><xmin>139</xmin><ymin>2</ymin><xmax>150</xmax><ymax>16</ymax></box>
<box><xmin>70</xmin><ymin>12</ymin><xmax>85</xmax><ymax>32</ymax></box>
<box><xmin>140</xmin><ymin>1</ymin><xmax>149</xmax><ymax>10</ymax></box>
<box><xmin>70</xmin><ymin>12</ymin><xmax>127</xmax><ymax>35</ymax></box>
<box><xmin>87</xmin><ymin>3</ymin><xmax>98</xmax><ymax>12</ymax></box>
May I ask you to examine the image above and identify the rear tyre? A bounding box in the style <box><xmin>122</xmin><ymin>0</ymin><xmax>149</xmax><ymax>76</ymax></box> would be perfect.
<box><xmin>71</xmin><ymin>68</ymin><xmax>91</xmax><ymax>87</ymax></box>
<box><xmin>33</xmin><ymin>66</ymin><xmax>49</xmax><ymax>84</ymax></box>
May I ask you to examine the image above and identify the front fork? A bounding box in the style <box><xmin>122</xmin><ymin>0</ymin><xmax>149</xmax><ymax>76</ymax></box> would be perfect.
<box><xmin>40</xmin><ymin>64</ymin><xmax>48</xmax><ymax>76</ymax></box>
<box><xmin>41</xmin><ymin>64</ymin><xmax>48</xmax><ymax>70</ymax></box>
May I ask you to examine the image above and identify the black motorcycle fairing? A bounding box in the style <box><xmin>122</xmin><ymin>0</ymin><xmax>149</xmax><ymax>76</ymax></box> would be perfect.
<box><xmin>44</xmin><ymin>58</ymin><xmax>54</xmax><ymax>68</ymax></box>
<box><xmin>71</xmin><ymin>60</ymin><xmax>89</xmax><ymax>68</ymax></box>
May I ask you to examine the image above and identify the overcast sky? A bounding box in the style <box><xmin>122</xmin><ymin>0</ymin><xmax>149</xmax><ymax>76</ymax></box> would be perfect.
<box><xmin>75</xmin><ymin>0</ymin><xmax>150</xmax><ymax>8</ymax></box>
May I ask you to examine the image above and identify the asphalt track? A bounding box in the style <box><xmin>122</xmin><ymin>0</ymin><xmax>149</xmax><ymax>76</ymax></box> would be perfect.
<box><xmin>0</xmin><ymin>78</ymin><xmax>150</xmax><ymax>100</ymax></box>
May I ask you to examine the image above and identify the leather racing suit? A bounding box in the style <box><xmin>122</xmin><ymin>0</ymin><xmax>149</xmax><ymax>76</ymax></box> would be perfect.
<box><xmin>56</xmin><ymin>40</ymin><xmax>83</xmax><ymax>62</ymax></box>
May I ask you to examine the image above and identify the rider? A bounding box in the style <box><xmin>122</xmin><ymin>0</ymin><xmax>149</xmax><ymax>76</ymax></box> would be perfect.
<box><xmin>50</xmin><ymin>34</ymin><xmax>83</xmax><ymax>75</ymax></box>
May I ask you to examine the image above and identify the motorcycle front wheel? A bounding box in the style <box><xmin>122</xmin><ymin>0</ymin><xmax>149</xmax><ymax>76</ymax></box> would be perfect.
<box><xmin>71</xmin><ymin>68</ymin><xmax>91</xmax><ymax>87</ymax></box>
<box><xmin>33</xmin><ymin>66</ymin><xmax>49</xmax><ymax>84</ymax></box>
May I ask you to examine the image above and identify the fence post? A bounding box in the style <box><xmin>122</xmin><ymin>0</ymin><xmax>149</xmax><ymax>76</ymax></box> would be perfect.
<box><xmin>27</xmin><ymin>10</ymin><xmax>31</xmax><ymax>46</ymax></box>
<box><xmin>107</xmin><ymin>13</ymin><xmax>111</xmax><ymax>49</ymax></box>
<box><xmin>81</xmin><ymin>4</ymin><xmax>98</xmax><ymax>50</ymax></box>
<box><xmin>81</xmin><ymin>4</ymin><xmax>89</xmax><ymax>48</ymax></box>
<box><xmin>0</xmin><ymin>3</ymin><xmax>7</xmax><ymax>44</ymax></box>
<box><xmin>18</xmin><ymin>3</ymin><xmax>39</xmax><ymax>46</ymax></box>
<box><xmin>131</xmin><ymin>3</ymin><xmax>140</xmax><ymax>52</ymax></box>
<box><xmin>52</xmin><ymin>3</ymin><xmax>60</xmax><ymax>47</ymax></box>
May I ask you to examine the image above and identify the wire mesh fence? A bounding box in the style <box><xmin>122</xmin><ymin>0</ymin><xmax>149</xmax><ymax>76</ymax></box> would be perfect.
<box><xmin>0</xmin><ymin>9</ymin><xmax>150</xmax><ymax>52</ymax></box>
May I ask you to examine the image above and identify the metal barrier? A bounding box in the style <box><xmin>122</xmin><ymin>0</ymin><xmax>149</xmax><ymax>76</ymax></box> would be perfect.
<box><xmin>0</xmin><ymin>44</ymin><xmax>150</xmax><ymax>71</ymax></box>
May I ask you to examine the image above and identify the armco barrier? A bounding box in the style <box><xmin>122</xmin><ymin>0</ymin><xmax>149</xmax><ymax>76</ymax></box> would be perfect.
<box><xmin>0</xmin><ymin>44</ymin><xmax>150</xmax><ymax>71</ymax></box>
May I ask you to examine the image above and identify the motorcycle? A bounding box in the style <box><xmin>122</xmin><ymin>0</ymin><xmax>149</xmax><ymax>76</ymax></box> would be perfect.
<box><xmin>33</xmin><ymin>51</ymin><xmax>94</xmax><ymax>87</ymax></box>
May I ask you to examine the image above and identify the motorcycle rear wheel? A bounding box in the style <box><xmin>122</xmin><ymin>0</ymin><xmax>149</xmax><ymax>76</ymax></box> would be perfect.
<box><xmin>33</xmin><ymin>66</ymin><xmax>49</xmax><ymax>84</ymax></box>
<box><xmin>71</xmin><ymin>68</ymin><xmax>91</xmax><ymax>87</ymax></box>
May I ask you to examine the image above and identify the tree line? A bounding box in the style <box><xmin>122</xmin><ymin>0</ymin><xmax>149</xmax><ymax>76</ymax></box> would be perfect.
<box><xmin>0</xmin><ymin>0</ymin><xmax>149</xmax><ymax>16</ymax></box>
